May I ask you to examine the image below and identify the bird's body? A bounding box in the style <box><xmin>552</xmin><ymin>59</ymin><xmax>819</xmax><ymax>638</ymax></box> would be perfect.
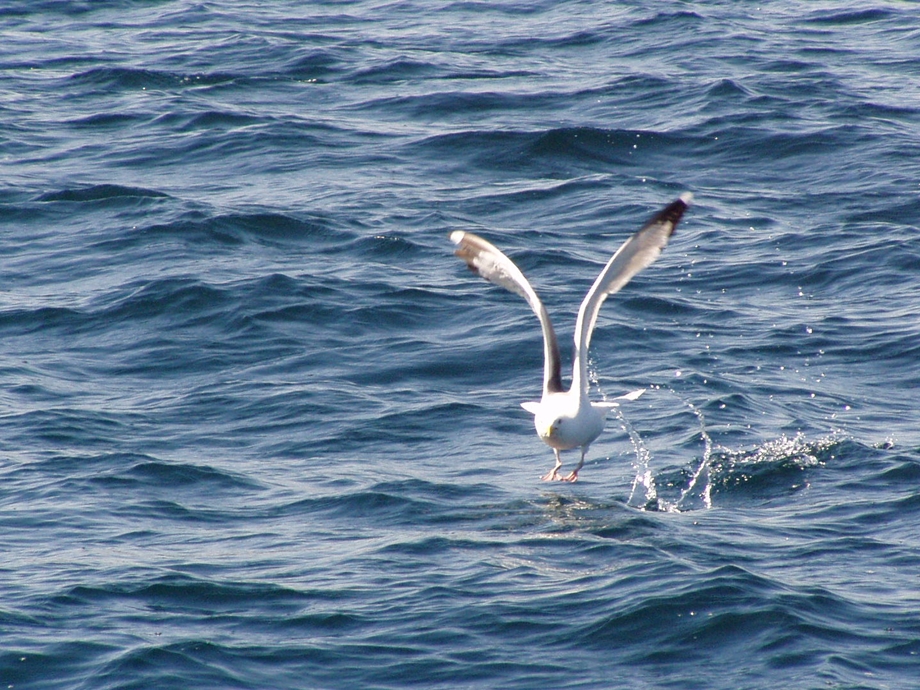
<box><xmin>451</xmin><ymin>193</ymin><xmax>691</xmax><ymax>481</ymax></box>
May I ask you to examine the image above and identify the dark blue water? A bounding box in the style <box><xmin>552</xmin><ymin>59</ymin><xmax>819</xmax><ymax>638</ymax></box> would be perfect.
<box><xmin>2</xmin><ymin>2</ymin><xmax>920</xmax><ymax>688</ymax></box>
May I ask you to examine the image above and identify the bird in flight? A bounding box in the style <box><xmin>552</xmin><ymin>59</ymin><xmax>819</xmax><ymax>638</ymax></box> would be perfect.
<box><xmin>450</xmin><ymin>193</ymin><xmax>691</xmax><ymax>481</ymax></box>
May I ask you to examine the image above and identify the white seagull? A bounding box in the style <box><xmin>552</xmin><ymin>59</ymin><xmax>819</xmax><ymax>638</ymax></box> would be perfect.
<box><xmin>450</xmin><ymin>193</ymin><xmax>691</xmax><ymax>482</ymax></box>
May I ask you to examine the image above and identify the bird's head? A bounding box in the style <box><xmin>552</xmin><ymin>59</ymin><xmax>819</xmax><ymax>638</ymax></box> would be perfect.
<box><xmin>541</xmin><ymin>416</ymin><xmax>562</xmax><ymax>440</ymax></box>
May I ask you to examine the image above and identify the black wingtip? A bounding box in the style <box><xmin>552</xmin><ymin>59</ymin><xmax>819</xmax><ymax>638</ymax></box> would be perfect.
<box><xmin>649</xmin><ymin>192</ymin><xmax>692</xmax><ymax>233</ymax></box>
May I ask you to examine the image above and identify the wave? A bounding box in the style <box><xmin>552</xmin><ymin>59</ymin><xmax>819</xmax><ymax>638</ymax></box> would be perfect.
<box><xmin>36</xmin><ymin>184</ymin><xmax>171</xmax><ymax>203</ymax></box>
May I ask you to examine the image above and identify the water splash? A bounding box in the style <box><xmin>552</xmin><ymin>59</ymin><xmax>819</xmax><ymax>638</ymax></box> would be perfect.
<box><xmin>615</xmin><ymin>406</ymin><xmax>659</xmax><ymax>510</ymax></box>
<box><xmin>588</xmin><ymin>357</ymin><xmax>659</xmax><ymax>510</ymax></box>
<box><xmin>641</xmin><ymin>387</ymin><xmax>716</xmax><ymax>513</ymax></box>
<box><xmin>589</xmin><ymin>365</ymin><xmax>836</xmax><ymax>512</ymax></box>
<box><xmin>588</xmin><ymin>358</ymin><xmax>841</xmax><ymax>512</ymax></box>
<box><xmin>674</xmin><ymin>400</ymin><xmax>714</xmax><ymax>511</ymax></box>
<box><xmin>708</xmin><ymin>431</ymin><xmax>839</xmax><ymax>490</ymax></box>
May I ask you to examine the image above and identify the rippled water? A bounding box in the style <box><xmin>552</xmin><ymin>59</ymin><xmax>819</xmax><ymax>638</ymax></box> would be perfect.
<box><xmin>2</xmin><ymin>2</ymin><xmax>920</xmax><ymax>689</ymax></box>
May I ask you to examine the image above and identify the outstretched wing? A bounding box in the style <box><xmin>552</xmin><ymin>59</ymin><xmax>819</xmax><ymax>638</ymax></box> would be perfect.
<box><xmin>450</xmin><ymin>230</ymin><xmax>564</xmax><ymax>394</ymax></box>
<box><xmin>572</xmin><ymin>193</ymin><xmax>692</xmax><ymax>393</ymax></box>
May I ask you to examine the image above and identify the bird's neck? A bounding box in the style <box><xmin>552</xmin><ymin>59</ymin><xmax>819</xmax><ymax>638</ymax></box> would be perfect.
<box><xmin>569</xmin><ymin>351</ymin><xmax>591</xmax><ymax>401</ymax></box>
<box><xmin>544</xmin><ymin>372</ymin><xmax>590</xmax><ymax>407</ymax></box>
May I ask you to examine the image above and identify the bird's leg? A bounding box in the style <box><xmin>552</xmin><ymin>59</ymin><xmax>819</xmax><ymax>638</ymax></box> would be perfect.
<box><xmin>562</xmin><ymin>447</ymin><xmax>588</xmax><ymax>482</ymax></box>
<box><xmin>541</xmin><ymin>449</ymin><xmax>563</xmax><ymax>481</ymax></box>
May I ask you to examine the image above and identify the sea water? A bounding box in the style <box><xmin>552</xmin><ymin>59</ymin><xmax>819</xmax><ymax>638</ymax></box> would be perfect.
<box><xmin>2</xmin><ymin>2</ymin><xmax>919</xmax><ymax>688</ymax></box>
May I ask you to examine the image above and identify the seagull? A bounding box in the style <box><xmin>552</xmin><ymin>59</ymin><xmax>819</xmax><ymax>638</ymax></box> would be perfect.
<box><xmin>450</xmin><ymin>193</ymin><xmax>691</xmax><ymax>482</ymax></box>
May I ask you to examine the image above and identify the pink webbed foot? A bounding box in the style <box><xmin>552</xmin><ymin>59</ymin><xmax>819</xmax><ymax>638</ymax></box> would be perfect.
<box><xmin>561</xmin><ymin>455</ymin><xmax>586</xmax><ymax>483</ymax></box>
<box><xmin>542</xmin><ymin>451</ymin><xmax>564</xmax><ymax>482</ymax></box>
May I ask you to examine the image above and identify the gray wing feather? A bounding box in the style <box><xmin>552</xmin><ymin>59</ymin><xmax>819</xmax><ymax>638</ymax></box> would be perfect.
<box><xmin>450</xmin><ymin>231</ymin><xmax>564</xmax><ymax>394</ymax></box>
<box><xmin>572</xmin><ymin>193</ymin><xmax>692</xmax><ymax>392</ymax></box>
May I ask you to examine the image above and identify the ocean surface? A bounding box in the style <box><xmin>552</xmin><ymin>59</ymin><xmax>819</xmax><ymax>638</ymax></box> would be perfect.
<box><xmin>2</xmin><ymin>2</ymin><xmax>919</xmax><ymax>688</ymax></box>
